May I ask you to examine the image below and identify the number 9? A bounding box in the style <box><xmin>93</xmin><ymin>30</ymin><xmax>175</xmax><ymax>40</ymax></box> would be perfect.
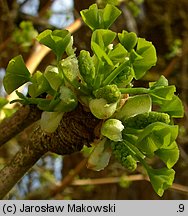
<box><xmin>179</xmin><ymin>204</ymin><xmax>184</xmax><ymax>212</ymax></box>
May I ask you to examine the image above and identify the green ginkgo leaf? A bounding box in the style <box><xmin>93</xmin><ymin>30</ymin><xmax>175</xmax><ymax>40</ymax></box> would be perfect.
<box><xmin>115</xmin><ymin>94</ymin><xmax>152</xmax><ymax>120</ymax></box>
<box><xmin>37</xmin><ymin>29</ymin><xmax>71</xmax><ymax>60</ymax></box>
<box><xmin>149</xmin><ymin>75</ymin><xmax>169</xmax><ymax>89</ymax></box>
<box><xmin>91</xmin><ymin>29</ymin><xmax>116</xmax><ymax>48</ymax></box>
<box><xmin>28</xmin><ymin>71</ymin><xmax>50</xmax><ymax>98</ymax></box>
<box><xmin>159</xmin><ymin>95</ymin><xmax>184</xmax><ymax>118</ymax></box>
<box><xmin>108</xmin><ymin>43</ymin><xmax>128</xmax><ymax>63</ymax></box>
<box><xmin>132</xmin><ymin>38</ymin><xmax>157</xmax><ymax>79</ymax></box>
<box><xmin>149</xmin><ymin>86</ymin><xmax>176</xmax><ymax>104</ymax></box>
<box><xmin>146</xmin><ymin>166</ymin><xmax>175</xmax><ymax>197</ymax></box>
<box><xmin>136</xmin><ymin>122</ymin><xmax>178</xmax><ymax>156</ymax></box>
<box><xmin>91</xmin><ymin>41</ymin><xmax>113</xmax><ymax>65</ymax></box>
<box><xmin>44</xmin><ymin>66</ymin><xmax>63</xmax><ymax>91</ymax></box>
<box><xmin>118</xmin><ymin>30</ymin><xmax>138</xmax><ymax>52</ymax></box>
<box><xmin>103</xmin><ymin>4</ymin><xmax>121</xmax><ymax>29</ymax></box>
<box><xmin>3</xmin><ymin>55</ymin><xmax>31</xmax><ymax>94</ymax></box>
<box><xmin>80</xmin><ymin>4</ymin><xmax>101</xmax><ymax>31</ymax></box>
<box><xmin>80</xmin><ymin>4</ymin><xmax>121</xmax><ymax>30</ymax></box>
<box><xmin>155</xmin><ymin>141</ymin><xmax>179</xmax><ymax>168</ymax></box>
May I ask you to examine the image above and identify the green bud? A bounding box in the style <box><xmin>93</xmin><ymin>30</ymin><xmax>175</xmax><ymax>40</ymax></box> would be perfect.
<box><xmin>89</xmin><ymin>98</ymin><xmax>117</xmax><ymax>119</ymax></box>
<box><xmin>101</xmin><ymin>119</ymin><xmax>124</xmax><ymax>141</ymax></box>
<box><xmin>94</xmin><ymin>84</ymin><xmax>121</xmax><ymax>103</ymax></box>
<box><xmin>78</xmin><ymin>50</ymin><xmax>95</xmax><ymax>87</ymax></box>
<box><xmin>123</xmin><ymin>112</ymin><xmax>170</xmax><ymax>129</ymax></box>
<box><xmin>111</xmin><ymin>141</ymin><xmax>137</xmax><ymax>172</ymax></box>
<box><xmin>113</xmin><ymin>66</ymin><xmax>134</xmax><ymax>87</ymax></box>
<box><xmin>122</xmin><ymin>155</ymin><xmax>137</xmax><ymax>172</ymax></box>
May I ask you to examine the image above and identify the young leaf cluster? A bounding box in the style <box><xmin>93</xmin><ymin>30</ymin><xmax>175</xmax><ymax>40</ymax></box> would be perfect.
<box><xmin>12</xmin><ymin>21</ymin><xmax>38</xmax><ymax>51</ymax></box>
<box><xmin>3</xmin><ymin>3</ymin><xmax>184</xmax><ymax>196</ymax></box>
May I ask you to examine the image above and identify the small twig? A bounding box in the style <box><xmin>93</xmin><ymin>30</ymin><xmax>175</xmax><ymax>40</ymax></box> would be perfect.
<box><xmin>19</xmin><ymin>0</ymin><xmax>30</xmax><ymax>7</ymax></box>
<box><xmin>170</xmin><ymin>183</ymin><xmax>188</xmax><ymax>195</ymax></box>
<box><xmin>38</xmin><ymin>0</ymin><xmax>52</xmax><ymax>17</ymax></box>
<box><xmin>50</xmin><ymin>158</ymin><xmax>87</xmax><ymax>196</ymax></box>
<box><xmin>25</xmin><ymin>158</ymin><xmax>87</xmax><ymax>199</ymax></box>
<box><xmin>162</xmin><ymin>56</ymin><xmax>180</xmax><ymax>77</ymax></box>
<box><xmin>19</xmin><ymin>13</ymin><xmax>54</xmax><ymax>29</ymax></box>
<box><xmin>71</xmin><ymin>174</ymin><xmax>145</xmax><ymax>186</ymax></box>
<box><xmin>72</xmin><ymin>175</ymin><xmax>188</xmax><ymax>195</ymax></box>
<box><xmin>25</xmin><ymin>171</ymin><xmax>188</xmax><ymax>199</ymax></box>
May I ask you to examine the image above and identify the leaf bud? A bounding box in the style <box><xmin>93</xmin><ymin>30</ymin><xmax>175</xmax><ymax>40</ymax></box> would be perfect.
<box><xmin>101</xmin><ymin>119</ymin><xmax>124</xmax><ymax>141</ymax></box>
<box><xmin>89</xmin><ymin>98</ymin><xmax>117</xmax><ymax>119</ymax></box>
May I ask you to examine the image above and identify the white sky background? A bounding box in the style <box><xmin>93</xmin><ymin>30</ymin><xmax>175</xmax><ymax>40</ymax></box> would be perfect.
<box><xmin>18</xmin><ymin>0</ymin><xmax>74</xmax><ymax>28</ymax></box>
<box><xmin>49</xmin><ymin>0</ymin><xmax>74</xmax><ymax>27</ymax></box>
<box><xmin>0</xmin><ymin>68</ymin><xmax>6</xmax><ymax>97</ymax></box>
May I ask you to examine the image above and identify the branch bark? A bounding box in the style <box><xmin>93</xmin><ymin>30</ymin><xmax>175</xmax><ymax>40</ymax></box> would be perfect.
<box><xmin>0</xmin><ymin>139</ymin><xmax>46</xmax><ymax>199</ymax></box>
<box><xmin>0</xmin><ymin>104</ymin><xmax>99</xmax><ymax>199</ymax></box>
<box><xmin>0</xmin><ymin>105</ymin><xmax>42</xmax><ymax>147</ymax></box>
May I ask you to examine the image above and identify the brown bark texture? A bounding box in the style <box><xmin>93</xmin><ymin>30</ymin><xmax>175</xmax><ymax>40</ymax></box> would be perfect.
<box><xmin>0</xmin><ymin>105</ymin><xmax>42</xmax><ymax>147</ymax></box>
<box><xmin>0</xmin><ymin>104</ymin><xmax>100</xmax><ymax>199</ymax></box>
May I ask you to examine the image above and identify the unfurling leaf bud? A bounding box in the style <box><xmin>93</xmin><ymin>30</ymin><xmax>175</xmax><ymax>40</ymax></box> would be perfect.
<box><xmin>78</xmin><ymin>50</ymin><xmax>95</xmax><ymax>87</ymax></box>
<box><xmin>89</xmin><ymin>98</ymin><xmax>117</xmax><ymax>119</ymax></box>
<box><xmin>101</xmin><ymin>119</ymin><xmax>124</xmax><ymax>141</ymax></box>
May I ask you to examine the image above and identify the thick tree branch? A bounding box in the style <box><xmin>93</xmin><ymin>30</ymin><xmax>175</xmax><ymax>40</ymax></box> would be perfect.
<box><xmin>0</xmin><ymin>139</ymin><xmax>46</xmax><ymax>199</ymax></box>
<box><xmin>0</xmin><ymin>104</ymin><xmax>100</xmax><ymax>199</ymax></box>
<box><xmin>0</xmin><ymin>105</ymin><xmax>42</xmax><ymax>147</ymax></box>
